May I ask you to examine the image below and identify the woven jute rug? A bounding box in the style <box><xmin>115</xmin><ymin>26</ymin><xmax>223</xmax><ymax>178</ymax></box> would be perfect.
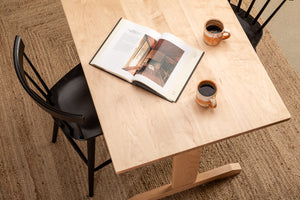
<box><xmin>0</xmin><ymin>0</ymin><xmax>299</xmax><ymax>199</ymax></box>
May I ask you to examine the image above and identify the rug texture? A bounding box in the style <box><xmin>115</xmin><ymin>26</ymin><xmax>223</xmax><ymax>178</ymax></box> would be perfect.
<box><xmin>0</xmin><ymin>0</ymin><xmax>299</xmax><ymax>199</ymax></box>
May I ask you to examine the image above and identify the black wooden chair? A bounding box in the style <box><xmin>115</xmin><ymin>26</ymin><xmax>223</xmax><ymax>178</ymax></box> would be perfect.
<box><xmin>13</xmin><ymin>35</ymin><xmax>112</xmax><ymax>197</ymax></box>
<box><xmin>228</xmin><ymin>0</ymin><xmax>287</xmax><ymax>49</ymax></box>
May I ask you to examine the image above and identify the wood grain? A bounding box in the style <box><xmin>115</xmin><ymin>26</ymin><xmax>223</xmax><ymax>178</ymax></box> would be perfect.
<box><xmin>60</xmin><ymin>0</ymin><xmax>290</xmax><ymax>174</ymax></box>
<box><xmin>0</xmin><ymin>0</ymin><xmax>299</xmax><ymax>199</ymax></box>
<box><xmin>129</xmin><ymin>163</ymin><xmax>241</xmax><ymax>200</ymax></box>
<box><xmin>171</xmin><ymin>148</ymin><xmax>202</xmax><ymax>188</ymax></box>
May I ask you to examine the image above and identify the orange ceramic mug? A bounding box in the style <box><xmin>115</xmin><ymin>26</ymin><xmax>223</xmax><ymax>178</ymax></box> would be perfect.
<box><xmin>196</xmin><ymin>80</ymin><xmax>217</xmax><ymax>108</ymax></box>
<box><xmin>203</xmin><ymin>19</ymin><xmax>231</xmax><ymax>46</ymax></box>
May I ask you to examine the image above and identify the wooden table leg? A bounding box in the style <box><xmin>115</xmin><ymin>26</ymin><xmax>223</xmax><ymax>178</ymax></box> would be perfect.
<box><xmin>129</xmin><ymin>147</ymin><xmax>242</xmax><ymax>200</ymax></box>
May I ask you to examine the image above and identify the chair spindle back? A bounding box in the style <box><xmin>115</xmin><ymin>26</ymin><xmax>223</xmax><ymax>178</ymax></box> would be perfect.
<box><xmin>13</xmin><ymin>35</ymin><xmax>85</xmax><ymax>125</ymax></box>
<box><xmin>229</xmin><ymin>0</ymin><xmax>287</xmax><ymax>34</ymax></box>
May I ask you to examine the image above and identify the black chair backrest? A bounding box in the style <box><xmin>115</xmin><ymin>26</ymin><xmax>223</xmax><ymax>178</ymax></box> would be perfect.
<box><xmin>229</xmin><ymin>0</ymin><xmax>287</xmax><ymax>33</ymax></box>
<box><xmin>13</xmin><ymin>35</ymin><xmax>84</xmax><ymax>124</ymax></box>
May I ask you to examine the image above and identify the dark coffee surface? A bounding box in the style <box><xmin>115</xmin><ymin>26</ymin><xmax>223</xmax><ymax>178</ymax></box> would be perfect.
<box><xmin>198</xmin><ymin>84</ymin><xmax>216</xmax><ymax>96</ymax></box>
<box><xmin>206</xmin><ymin>25</ymin><xmax>222</xmax><ymax>34</ymax></box>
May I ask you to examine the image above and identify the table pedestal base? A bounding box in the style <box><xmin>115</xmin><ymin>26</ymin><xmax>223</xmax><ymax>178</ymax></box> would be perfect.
<box><xmin>129</xmin><ymin>148</ymin><xmax>242</xmax><ymax>200</ymax></box>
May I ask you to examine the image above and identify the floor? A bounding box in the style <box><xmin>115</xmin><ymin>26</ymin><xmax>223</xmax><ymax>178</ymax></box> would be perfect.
<box><xmin>1</xmin><ymin>0</ymin><xmax>299</xmax><ymax>199</ymax></box>
<box><xmin>255</xmin><ymin>0</ymin><xmax>300</xmax><ymax>76</ymax></box>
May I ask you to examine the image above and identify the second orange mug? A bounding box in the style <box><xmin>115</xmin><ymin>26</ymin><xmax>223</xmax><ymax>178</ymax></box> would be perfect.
<box><xmin>196</xmin><ymin>80</ymin><xmax>217</xmax><ymax>108</ymax></box>
<box><xmin>203</xmin><ymin>19</ymin><xmax>231</xmax><ymax>46</ymax></box>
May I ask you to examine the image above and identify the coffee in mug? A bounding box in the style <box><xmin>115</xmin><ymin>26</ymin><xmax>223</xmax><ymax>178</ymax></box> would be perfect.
<box><xmin>196</xmin><ymin>80</ymin><xmax>217</xmax><ymax>108</ymax></box>
<box><xmin>203</xmin><ymin>19</ymin><xmax>231</xmax><ymax>46</ymax></box>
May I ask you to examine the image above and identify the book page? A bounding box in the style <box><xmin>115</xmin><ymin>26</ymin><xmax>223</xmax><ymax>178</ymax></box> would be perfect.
<box><xmin>133</xmin><ymin>33</ymin><xmax>203</xmax><ymax>101</ymax></box>
<box><xmin>90</xmin><ymin>19</ymin><xmax>160</xmax><ymax>82</ymax></box>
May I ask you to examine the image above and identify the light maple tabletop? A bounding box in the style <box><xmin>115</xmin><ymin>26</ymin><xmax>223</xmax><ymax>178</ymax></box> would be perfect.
<box><xmin>60</xmin><ymin>0</ymin><xmax>291</xmax><ymax>199</ymax></box>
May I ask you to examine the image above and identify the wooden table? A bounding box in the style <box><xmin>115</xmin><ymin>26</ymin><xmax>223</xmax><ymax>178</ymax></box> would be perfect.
<box><xmin>60</xmin><ymin>0</ymin><xmax>291</xmax><ymax>199</ymax></box>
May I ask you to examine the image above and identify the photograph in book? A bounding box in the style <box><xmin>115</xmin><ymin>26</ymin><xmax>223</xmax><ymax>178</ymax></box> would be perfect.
<box><xmin>122</xmin><ymin>34</ymin><xmax>157</xmax><ymax>75</ymax></box>
<box><xmin>135</xmin><ymin>39</ymin><xmax>184</xmax><ymax>87</ymax></box>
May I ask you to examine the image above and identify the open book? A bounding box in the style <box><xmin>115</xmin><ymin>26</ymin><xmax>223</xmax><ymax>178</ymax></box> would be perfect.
<box><xmin>90</xmin><ymin>18</ymin><xmax>204</xmax><ymax>102</ymax></box>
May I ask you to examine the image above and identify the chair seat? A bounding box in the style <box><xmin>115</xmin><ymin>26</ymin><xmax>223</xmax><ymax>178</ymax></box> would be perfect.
<box><xmin>50</xmin><ymin>64</ymin><xmax>102</xmax><ymax>140</ymax></box>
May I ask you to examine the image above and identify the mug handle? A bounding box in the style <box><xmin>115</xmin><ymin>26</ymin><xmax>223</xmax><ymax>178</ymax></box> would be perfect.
<box><xmin>222</xmin><ymin>29</ymin><xmax>231</xmax><ymax>40</ymax></box>
<box><xmin>209</xmin><ymin>97</ymin><xmax>217</xmax><ymax>108</ymax></box>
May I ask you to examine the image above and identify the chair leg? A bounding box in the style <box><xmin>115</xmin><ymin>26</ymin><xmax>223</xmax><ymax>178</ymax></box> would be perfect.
<box><xmin>52</xmin><ymin>122</ymin><xmax>58</xmax><ymax>143</ymax></box>
<box><xmin>87</xmin><ymin>138</ymin><xmax>95</xmax><ymax>197</ymax></box>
